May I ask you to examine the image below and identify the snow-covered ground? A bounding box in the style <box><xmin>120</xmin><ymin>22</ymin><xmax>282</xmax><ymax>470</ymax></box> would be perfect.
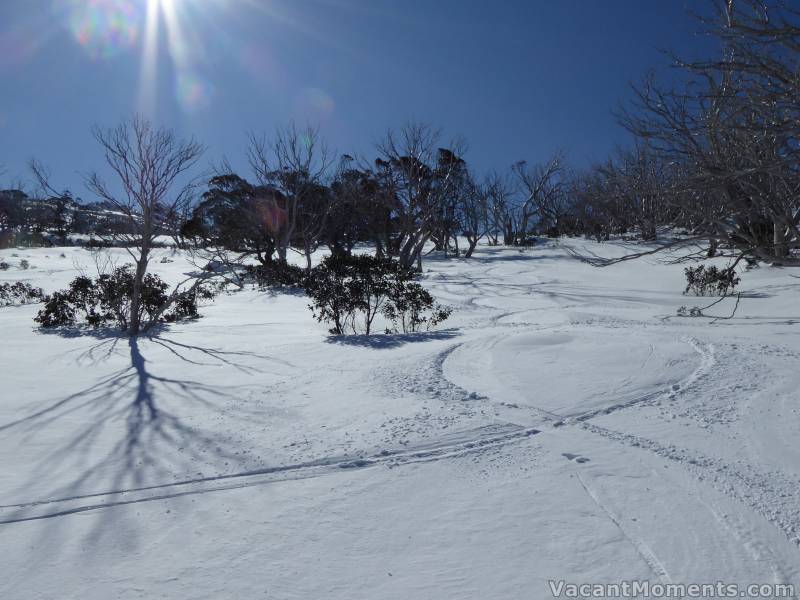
<box><xmin>1</xmin><ymin>240</ymin><xmax>799</xmax><ymax>599</ymax></box>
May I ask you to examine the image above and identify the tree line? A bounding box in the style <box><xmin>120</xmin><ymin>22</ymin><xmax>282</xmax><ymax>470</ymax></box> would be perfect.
<box><xmin>2</xmin><ymin>0</ymin><xmax>798</xmax><ymax>335</ymax></box>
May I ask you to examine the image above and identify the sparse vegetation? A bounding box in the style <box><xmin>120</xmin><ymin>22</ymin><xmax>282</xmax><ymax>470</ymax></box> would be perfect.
<box><xmin>383</xmin><ymin>281</ymin><xmax>452</xmax><ymax>333</ymax></box>
<box><xmin>684</xmin><ymin>265</ymin><xmax>740</xmax><ymax>297</ymax></box>
<box><xmin>0</xmin><ymin>282</ymin><xmax>44</xmax><ymax>307</ymax></box>
<box><xmin>244</xmin><ymin>261</ymin><xmax>307</xmax><ymax>290</ymax></box>
<box><xmin>34</xmin><ymin>266</ymin><xmax>214</xmax><ymax>330</ymax></box>
<box><xmin>305</xmin><ymin>254</ymin><xmax>450</xmax><ymax>336</ymax></box>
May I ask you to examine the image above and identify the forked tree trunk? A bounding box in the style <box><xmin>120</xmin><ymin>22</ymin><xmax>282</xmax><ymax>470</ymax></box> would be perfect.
<box><xmin>774</xmin><ymin>220</ymin><xmax>788</xmax><ymax>259</ymax></box>
<box><xmin>129</xmin><ymin>250</ymin><xmax>149</xmax><ymax>335</ymax></box>
<box><xmin>465</xmin><ymin>237</ymin><xmax>478</xmax><ymax>258</ymax></box>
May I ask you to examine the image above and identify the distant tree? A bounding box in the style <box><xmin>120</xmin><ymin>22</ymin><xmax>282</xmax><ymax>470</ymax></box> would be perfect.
<box><xmin>336</xmin><ymin>161</ymin><xmax>395</xmax><ymax>258</ymax></box>
<box><xmin>185</xmin><ymin>173</ymin><xmax>284</xmax><ymax>266</ymax></box>
<box><xmin>611</xmin><ymin>1</ymin><xmax>800</xmax><ymax>264</ymax></box>
<box><xmin>247</xmin><ymin>123</ymin><xmax>333</xmax><ymax>269</ymax></box>
<box><xmin>51</xmin><ymin>193</ymin><xmax>72</xmax><ymax>242</ymax></box>
<box><xmin>377</xmin><ymin>123</ymin><xmax>467</xmax><ymax>269</ymax></box>
<box><xmin>479</xmin><ymin>172</ymin><xmax>515</xmax><ymax>246</ymax></box>
<box><xmin>512</xmin><ymin>152</ymin><xmax>565</xmax><ymax>240</ymax></box>
<box><xmin>0</xmin><ymin>189</ymin><xmax>28</xmax><ymax>232</ymax></box>
<box><xmin>457</xmin><ymin>173</ymin><xmax>486</xmax><ymax>258</ymax></box>
<box><xmin>324</xmin><ymin>157</ymin><xmax>373</xmax><ymax>257</ymax></box>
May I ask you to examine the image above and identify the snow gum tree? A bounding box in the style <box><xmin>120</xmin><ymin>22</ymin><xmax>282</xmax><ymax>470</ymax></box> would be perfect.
<box><xmin>86</xmin><ymin>116</ymin><xmax>205</xmax><ymax>335</ymax></box>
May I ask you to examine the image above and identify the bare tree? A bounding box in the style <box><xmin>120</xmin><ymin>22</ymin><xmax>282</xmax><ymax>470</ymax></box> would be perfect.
<box><xmin>377</xmin><ymin>123</ymin><xmax>467</xmax><ymax>269</ymax></box>
<box><xmin>29</xmin><ymin>159</ymin><xmax>75</xmax><ymax>243</ymax></box>
<box><xmin>457</xmin><ymin>172</ymin><xmax>487</xmax><ymax>258</ymax></box>
<box><xmin>85</xmin><ymin>116</ymin><xmax>205</xmax><ymax>335</ymax></box>
<box><xmin>479</xmin><ymin>171</ymin><xmax>516</xmax><ymax>246</ymax></box>
<box><xmin>610</xmin><ymin>1</ymin><xmax>800</xmax><ymax>265</ymax></box>
<box><xmin>248</xmin><ymin>123</ymin><xmax>334</xmax><ymax>269</ymax></box>
<box><xmin>512</xmin><ymin>152</ymin><xmax>565</xmax><ymax>241</ymax></box>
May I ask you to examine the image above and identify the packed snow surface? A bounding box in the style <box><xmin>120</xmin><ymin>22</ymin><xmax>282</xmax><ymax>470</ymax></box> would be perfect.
<box><xmin>1</xmin><ymin>240</ymin><xmax>799</xmax><ymax>599</ymax></box>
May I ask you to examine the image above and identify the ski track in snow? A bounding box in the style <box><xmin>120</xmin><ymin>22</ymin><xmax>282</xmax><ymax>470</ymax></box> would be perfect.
<box><xmin>575</xmin><ymin>473</ymin><xmax>673</xmax><ymax>584</ymax></box>
<box><xmin>0</xmin><ymin>424</ymin><xmax>540</xmax><ymax>525</ymax></box>
<box><xmin>391</xmin><ymin>265</ymin><xmax>800</xmax><ymax>562</ymax></box>
<box><xmin>2</xmin><ymin>242</ymin><xmax>799</xmax><ymax>593</ymax></box>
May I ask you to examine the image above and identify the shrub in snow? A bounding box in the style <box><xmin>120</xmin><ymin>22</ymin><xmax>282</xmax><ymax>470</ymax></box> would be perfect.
<box><xmin>244</xmin><ymin>261</ymin><xmax>306</xmax><ymax>290</ymax></box>
<box><xmin>683</xmin><ymin>265</ymin><xmax>740</xmax><ymax>297</ymax></box>
<box><xmin>383</xmin><ymin>282</ymin><xmax>452</xmax><ymax>333</ymax></box>
<box><xmin>0</xmin><ymin>282</ymin><xmax>45</xmax><ymax>307</ymax></box>
<box><xmin>0</xmin><ymin>261</ymin><xmax>9</xmax><ymax>270</ymax></box>
<box><xmin>35</xmin><ymin>266</ymin><xmax>214</xmax><ymax>330</ymax></box>
<box><xmin>305</xmin><ymin>254</ymin><xmax>451</xmax><ymax>336</ymax></box>
<box><xmin>19</xmin><ymin>259</ymin><xmax>30</xmax><ymax>270</ymax></box>
<box><xmin>84</xmin><ymin>238</ymin><xmax>110</xmax><ymax>249</ymax></box>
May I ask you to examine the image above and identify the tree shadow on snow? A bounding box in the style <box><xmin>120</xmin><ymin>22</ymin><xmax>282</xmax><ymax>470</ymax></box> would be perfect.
<box><xmin>421</xmin><ymin>243</ymin><xmax>572</xmax><ymax>266</ymax></box>
<box><xmin>325</xmin><ymin>328</ymin><xmax>460</xmax><ymax>349</ymax></box>
<box><xmin>0</xmin><ymin>328</ymin><xmax>295</xmax><ymax>549</ymax></box>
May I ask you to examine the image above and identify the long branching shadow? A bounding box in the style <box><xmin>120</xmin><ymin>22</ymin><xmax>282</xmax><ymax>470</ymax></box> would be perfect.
<box><xmin>1</xmin><ymin>328</ymin><xmax>298</xmax><ymax>538</ymax></box>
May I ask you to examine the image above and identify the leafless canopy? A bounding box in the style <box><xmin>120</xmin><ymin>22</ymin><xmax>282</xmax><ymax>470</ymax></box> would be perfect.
<box><xmin>247</xmin><ymin>123</ymin><xmax>334</xmax><ymax>267</ymax></box>
<box><xmin>86</xmin><ymin>116</ymin><xmax>205</xmax><ymax>250</ymax></box>
<box><xmin>85</xmin><ymin>116</ymin><xmax>205</xmax><ymax>334</ymax></box>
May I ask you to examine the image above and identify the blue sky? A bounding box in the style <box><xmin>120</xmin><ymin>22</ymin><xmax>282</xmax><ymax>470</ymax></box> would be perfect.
<box><xmin>0</xmin><ymin>0</ymin><xmax>715</xmax><ymax>197</ymax></box>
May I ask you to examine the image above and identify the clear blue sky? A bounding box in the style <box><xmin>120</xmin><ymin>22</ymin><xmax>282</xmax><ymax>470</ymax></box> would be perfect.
<box><xmin>0</xmin><ymin>0</ymin><xmax>715</xmax><ymax>197</ymax></box>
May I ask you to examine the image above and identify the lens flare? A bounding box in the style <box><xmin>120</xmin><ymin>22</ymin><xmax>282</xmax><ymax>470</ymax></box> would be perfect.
<box><xmin>296</xmin><ymin>87</ymin><xmax>336</xmax><ymax>122</ymax></box>
<box><xmin>175</xmin><ymin>72</ymin><xmax>215</xmax><ymax>112</ymax></box>
<box><xmin>54</xmin><ymin>0</ymin><xmax>142</xmax><ymax>60</ymax></box>
<box><xmin>0</xmin><ymin>32</ymin><xmax>41</xmax><ymax>71</ymax></box>
<box><xmin>46</xmin><ymin>0</ymin><xmax>338</xmax><ymax>115</ymax></box>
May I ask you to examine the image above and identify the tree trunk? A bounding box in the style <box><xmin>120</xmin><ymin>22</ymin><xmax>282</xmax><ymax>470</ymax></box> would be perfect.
<box><xmin>774</xmin><ymin>220</ymin><xmax>788</xmax><ymax>259</ymax></box>
<box><xmin>129</xmin><ymin>247</ymin><xmax>150</xmax><ymax>336</ymax></box>
<box><xmin>304</xmin><ymin>242</ymin><xmax>313</xmax><ymax>272</ymax></box>
<box><xmin>503</xmin><ymin>219</ymin><xmax>515</xmax><ymax>246</ymax></box>
<box><xmin>465</xmin><ymin>237</ymin><xmax>478</xmax><ymax>258</ymax></box>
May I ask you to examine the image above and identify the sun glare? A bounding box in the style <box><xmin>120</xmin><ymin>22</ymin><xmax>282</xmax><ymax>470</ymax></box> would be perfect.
<box><xmin>45</xmin><ymin>0</ymin><xmax>333</xmax><ymax>117</ymax></box>
<box><xmin>46</xmin><ymin>0</ymin><xmax>216</xmax><ymax>114</ymax></box>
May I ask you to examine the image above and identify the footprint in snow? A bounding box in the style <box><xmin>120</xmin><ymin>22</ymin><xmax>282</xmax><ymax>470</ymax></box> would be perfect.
<box><xmin>562</xmin><ymin>453</ymin><xmax>590</xmax><ymax>464</ymax></box>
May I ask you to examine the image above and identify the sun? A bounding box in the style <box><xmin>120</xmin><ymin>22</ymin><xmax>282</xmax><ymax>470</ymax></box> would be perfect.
<box><xmin>53</xmin><ymin>0</ymin><xmax>320</xmax><ymax>115</ymax></box>
<box><xmin>138</xmin><ymin>0</ymin><xmax>220</xmax><ymax>113</ymax></box>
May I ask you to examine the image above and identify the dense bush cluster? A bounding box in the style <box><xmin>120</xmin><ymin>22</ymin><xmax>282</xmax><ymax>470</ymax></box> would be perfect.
<box><xmin>305</xmin><ymin>254</ymin><xmax>451</xmax><ymax>335</ymax></box>
<box><xmin>35</xmin><ymin>266</ymin><xmax>213</xmax><ymax>329</ymax></box>
<box><xmin>243</xmin><ymin>261</ymin><xmax>307</xmax><ymax>290</ymax></box>
<box><xmin>684</xmin><ymin>265</ymin><xmax>741</xmax><ymax>297</ymax></box>
<box><xmin>0</xmin><ymin>282</ymin><xmax>44</xmax><ymax>307</ymax></box>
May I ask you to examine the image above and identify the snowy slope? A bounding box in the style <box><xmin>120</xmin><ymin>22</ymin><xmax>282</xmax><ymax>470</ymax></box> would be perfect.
<box><xmin>0</xmin><ymin>240</ymin><xmax>798</xmax><ymax>599</ymax></box>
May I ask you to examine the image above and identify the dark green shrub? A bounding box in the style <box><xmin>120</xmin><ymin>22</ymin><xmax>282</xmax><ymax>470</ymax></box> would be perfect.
<box><xmin>0</xmin><ymin>282</ymin><xmax>45</xmax><ymax>307</ymax></box>
<box><xmin>684</xmin><ymin>265</ymin><xmax>740</xmax><ymax>296</ymax></box>
<box><xmin>164</xmin><ymin>286</ymin><xmax>216</xmax><ymax>322</ymax></box>
<box><xmin>244</xmin><ymin>261</ymin><xmax>306</xmax><ymax>289</ymax></box>
<box><xmin>383</xmin><ymin>283</ymin><xmax>452</xmax><ymax>333</ymax></box>
<box><xmin>35</xmin><ymin>265</ymin><xmax>213</xmax><ymax>329</ymax></box>
<box><xmin>306</xmin><ymin>254</ymin><xmax>451</xmax><ymax>335</ymax></box>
